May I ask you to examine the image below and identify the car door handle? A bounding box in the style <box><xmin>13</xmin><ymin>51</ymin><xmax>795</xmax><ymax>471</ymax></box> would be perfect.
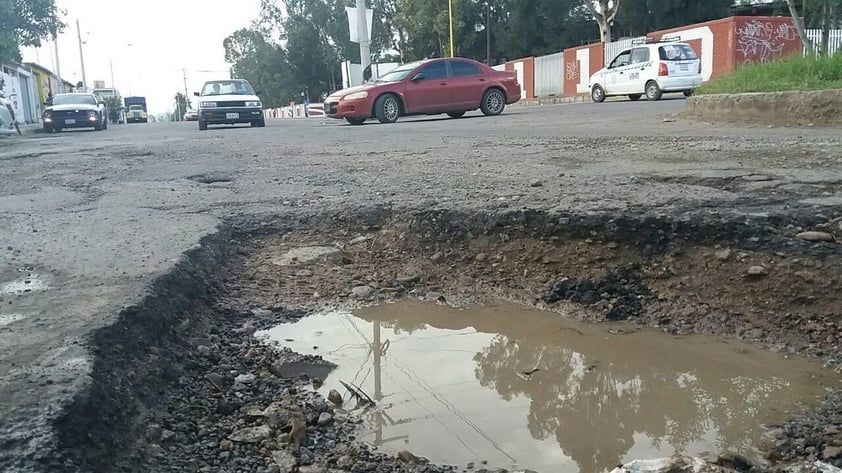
<box><xmin>440</xmin><ymin>82</ymin><xmax>447</xmax><ymax>86</ymax></box>
<box><xmin>479</xmin><ymin>78</ymin><xmax>487</xmax><ymax>82</ymax></box>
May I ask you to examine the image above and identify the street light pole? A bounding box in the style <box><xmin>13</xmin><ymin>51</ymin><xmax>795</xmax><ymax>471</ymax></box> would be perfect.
<box><xmin>76</xmin><ymin>19</ymin><xmax>87</xmax><ymax>90</ymax></box>
<box><xmin>53</xmin><ymin>32</ymin><xmax>64</xmax><ymax>93</ymax></box>
<box><xmin>486</xmin><ymin>1</ymin><xmax>491</xmax><ymax>64</ymax></box>
<box><xmin>356</xmin><ymin>0</ymin><xmax>370</xmax><ymax>71</ymax></box>
<box><xmin>448</xmin><ymin>0</ymin><xmax>455</xmax><ymax>57</ymax></box>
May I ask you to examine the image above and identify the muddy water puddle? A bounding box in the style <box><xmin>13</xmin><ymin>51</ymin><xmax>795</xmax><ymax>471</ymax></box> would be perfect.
<box><xmin>259</xmin><ymin>301</ymin><xmax>837</xmax><ymax>473</ymax></box>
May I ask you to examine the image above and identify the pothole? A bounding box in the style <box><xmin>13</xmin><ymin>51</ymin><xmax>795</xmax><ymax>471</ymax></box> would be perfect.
<box><xmin>0</xmin><ymin>273</ymin><xmax>49</xmax><ymax>295</ymax></box>
<box><xmin>48</xmin><ymin>210</ymin><xmax>842</xmax><ymax>473</ymax></box>
<box><xmin>187</xmin><ymin>174</ymin><xmax>233</xmax><ymax>184</ymax></box>
<box><xmin>258</xmin><ymin>300</ymin><xmax>837</xmax><ymax>472</ymax></box>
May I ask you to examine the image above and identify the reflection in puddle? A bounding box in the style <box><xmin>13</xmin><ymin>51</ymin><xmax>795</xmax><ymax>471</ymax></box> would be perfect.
<box><xmin>0</xmin><ymin>274</ymin><xmax>49</xmax><ymax>295</ymax></box>
<box><xmin>259</xmin><ymin>301</ymin><xmax>836</xmax><ymax>473</ymax></box>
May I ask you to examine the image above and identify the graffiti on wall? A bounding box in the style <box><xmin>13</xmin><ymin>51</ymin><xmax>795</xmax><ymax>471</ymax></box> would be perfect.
<box><xmin>735</xmin><ymin>20</ymin><xmax>799</xmax><ymax>64</ymax></box>
<box><xmin>565</xmin><ymin>60</ymin><xmax>578</xmax><ymax>81</ymax></box>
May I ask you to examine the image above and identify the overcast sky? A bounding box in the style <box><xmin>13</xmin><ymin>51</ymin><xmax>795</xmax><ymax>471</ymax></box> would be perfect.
<box><xmin>22</xmin><ymin>0</ymin><xmax>262</xmax><ymax>115</ymax></box>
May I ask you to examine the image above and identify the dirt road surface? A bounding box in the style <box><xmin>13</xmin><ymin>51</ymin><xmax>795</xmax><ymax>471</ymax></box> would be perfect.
<box><xmin>1</xmin><ymin>99</ymin><xmax>841</xmax><ymax>472</ymax></box>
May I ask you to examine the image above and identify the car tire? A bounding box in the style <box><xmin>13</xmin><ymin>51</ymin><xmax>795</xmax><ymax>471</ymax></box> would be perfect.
<box><xmin>591</xmin><ymin>84</ymin><xmax>606</xmax><ymax>103</ymax></box>
<box><xmin>43</xmin><ymin>125</ymin><xmax>53</xmax><ymax>133</ymax></box>
<box><xmin>103</xmin><ymin>118</ymin><xmax>108</xmax><ymax>130</ymax></box>
<box><xmin>628</xmin><ymin>94</ymin><xmax>642</xmax><ymax>101</ymax></box>
<box><xmin>199</xmin><ymin>120</ymin><xmax>208</xmax><ymax>131</ymax></box>
<box><xmin>345</xmin><ymin>117</ymin><xmax>366</xmax><ymax>125</ymax></box>
<box><xmin>683</xmin><ymin>89</ymin><xmax>695</xmax><ymax>97</ymax></box>
<box><xmin>374</xmin><ymin>94</ymin><xmax>401</xmax><ymax>123</ymax></box>
<box><xmin>94</xmin><ymin>120</ymin><xmax>103</xmax><ymax>131</ymax></box>
<box><xmin>447</xmin><ymin>112</ymin><xmax>466</xmax><ymax>118</ymax></box>
<box><xmin>480</xmin><ymin>88</ymin><xmax>506</xmax><ymax>116</ymax></box>
<box><xmin>257</xmin><ymin>119</ymin><xmax>266</xmax><ymax>127</ymax></box>
<box><xmin>645</xmin><ymin>81</ymin><xmax>663</xmax><ymax>101</ymax></box>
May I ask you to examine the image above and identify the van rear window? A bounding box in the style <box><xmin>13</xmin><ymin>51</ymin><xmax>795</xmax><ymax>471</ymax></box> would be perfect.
<box><xmin>659</xmin><ymin>44</ymin><xmax>698</xmax><ymax>61</ymax></box>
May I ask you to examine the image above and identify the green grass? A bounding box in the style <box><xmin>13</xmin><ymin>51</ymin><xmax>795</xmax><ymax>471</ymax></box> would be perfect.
<box><xmin>696</xmin><ymin>53</ymin><xmax>842</xmax><ymax>94</ymax></box>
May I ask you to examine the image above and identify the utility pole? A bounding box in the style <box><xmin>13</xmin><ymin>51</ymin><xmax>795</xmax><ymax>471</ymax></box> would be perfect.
<box><xmin>76</xmin><ymin>20</ymin><xmax>87</xmax><ymax>91</ymax></box>
<box><xmin>356</xmin><ymin>0</ymin><xmax>370</xmax><ymax>71</ymax></box>
<box><xmin>448</xmin><ymin>0</ymin><xmax>455</xmax><ymax>57</ymax></box>
<box><xmin>54</xmin><ymin>33</ymin><xmax>64</xmax><ymax>93</ymax></box>
<box><xmin>486</xmin><ymin>1</ymin><xmax>491</xmax><ymax>65</ymax></box>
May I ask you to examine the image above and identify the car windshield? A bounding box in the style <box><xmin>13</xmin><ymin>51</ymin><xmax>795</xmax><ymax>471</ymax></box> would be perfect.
<box><xmin>52</xmin><ymin>94</ymin><xmax>97</xmax><ymax>106</ymax></box>
<box><xmin>374</xmin><ymin>62</ymin><xmax>424</xmax><ymax>83</ymax></box>
<box><xmin>659</xmin><ymin>44</ymin><xmax>698</xmax><ymax>61</ymax></box>
<box><xmin>201</xmin><ymin>80</ymin><xmax>255</xmax><ymax>96</ymax></box>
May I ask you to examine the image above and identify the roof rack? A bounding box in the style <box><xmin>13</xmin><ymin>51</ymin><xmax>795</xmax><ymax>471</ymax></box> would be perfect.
<box><xmin>631</xmin><ymin>35</ymin><xmax>682</xmax><ymax>45</ymax></box>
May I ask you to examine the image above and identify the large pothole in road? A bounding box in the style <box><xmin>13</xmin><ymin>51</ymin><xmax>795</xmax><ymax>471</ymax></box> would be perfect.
<box><xmin>260</xmin><ymin>301</ymin><xmax>837</xmax><ymax>473</ymax></box>
<box><xmin>52</xmin><ymin>210</ymin><xmax>842</xmax><ymax>473</ymax></box>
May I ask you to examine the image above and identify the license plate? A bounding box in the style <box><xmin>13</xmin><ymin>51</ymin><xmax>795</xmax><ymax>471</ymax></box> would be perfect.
<box><xmin>679</xmin><ymin>64</ymin><xmax>689</xmax><ymax>71</ymax></box>
<box><xmin>65</xmin><ymin>119</ymin><xmax>76</xmax><ymax>124</ymax></box>
<box><xmin>226</xmin><ymin>113</ymin><xmax>239</xmax><ymax>119</ymax></box>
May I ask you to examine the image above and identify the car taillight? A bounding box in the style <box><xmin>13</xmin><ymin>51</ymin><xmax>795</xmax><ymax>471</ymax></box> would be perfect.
<box><xmin>659</xmin><ymin>63</ymin><xmax>669</xmax><ymax>77</ymax></box>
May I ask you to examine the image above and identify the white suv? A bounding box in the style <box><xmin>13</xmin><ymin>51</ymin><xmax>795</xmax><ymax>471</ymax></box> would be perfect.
<box><xmin>589</xmin><ymin>38</ymin><xmax>702</xmax><ymax>103</ymax></box>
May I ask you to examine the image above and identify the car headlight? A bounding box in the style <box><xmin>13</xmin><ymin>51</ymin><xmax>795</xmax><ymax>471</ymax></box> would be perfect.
<box><xmin>246</xmin><ymin>101</ymin><xmax>262</xmax><ymax>108</ymax></box>
<box><xmin>343</xmin><ymin>91</ymin><xmax>368</xmax><ymax>100</ymax></box>
<box><xmin>201</xmin><ymin>101</ymin><xmax>217</xmax><ymax>108</ymax></box>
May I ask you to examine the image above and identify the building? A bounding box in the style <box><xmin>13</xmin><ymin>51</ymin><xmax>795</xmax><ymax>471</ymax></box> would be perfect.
<box><xmin>0</xmin><ymin>62</ymin><xmax>74</xmax><ymax>124</ymax></box>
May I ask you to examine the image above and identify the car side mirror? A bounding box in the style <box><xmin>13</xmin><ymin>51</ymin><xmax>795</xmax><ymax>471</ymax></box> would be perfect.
<box><xmin>411</xmin><ymin>73</ymin><xmax>425</xmax><ymax>82</ymax></box>
<box><xmin>193</xmin><ymin>92</ymin><xmax>200</xmax><ymax>97</ymax></box>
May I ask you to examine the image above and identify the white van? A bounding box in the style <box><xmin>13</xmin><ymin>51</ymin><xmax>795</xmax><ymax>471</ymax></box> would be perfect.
<box><xmin>589</xmin><ymin>37</ymin><xmax>703</xmax><ymax>103</ymax></box>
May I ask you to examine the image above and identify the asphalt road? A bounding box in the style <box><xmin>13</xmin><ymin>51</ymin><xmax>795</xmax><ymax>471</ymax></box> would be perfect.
<box><xmin>1</xmin><ymin>98</ymin><xmax>841</xmax><ymax>470</ymax></box>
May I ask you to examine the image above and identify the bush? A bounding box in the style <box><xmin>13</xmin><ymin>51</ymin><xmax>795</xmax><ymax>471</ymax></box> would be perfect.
<box><xmin>696</xmin><ymin>53</ymin><xmax>842</xmax><ymax>95</ymax></box>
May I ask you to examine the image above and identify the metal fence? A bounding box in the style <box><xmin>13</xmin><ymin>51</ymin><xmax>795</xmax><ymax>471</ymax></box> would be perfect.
<box><xmin>604</xmin><ymin>36</ymin><xmax>646</xmax><ymax>66</ymax></box>
<box><xmin>805</xmin><ymin>29</ymin><xmax>842</xmax><ymax>56</ymax></box>
<box><xmin>533</xmin><ymin>52</ymin><xmax>565</xmax><ymax>97</ymax></box>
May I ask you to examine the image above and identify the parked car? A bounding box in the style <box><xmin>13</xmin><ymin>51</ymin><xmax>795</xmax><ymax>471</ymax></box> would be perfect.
<box><xmin>184</xmin><ymin>109</ymin><xmax>198</xmax><ymax>121</ymax></box>
<box><xmin>323</xmin><ymin>57</ymin><xmax>522</xmax><ymax>125</ymax></box>
<box><xmin>42</xmin><ymin>93</ymin><xmax>108</xmax><ymax>132</ymax></box>
<box><xmin>589</xmin><ymin>38</ymin><xmax>702</xmax><ymax>103</ymax></box>
<box><xmin>194</xmin><ymin>79</ymin><xmax>264</xmax><ymax>131</ymax></box>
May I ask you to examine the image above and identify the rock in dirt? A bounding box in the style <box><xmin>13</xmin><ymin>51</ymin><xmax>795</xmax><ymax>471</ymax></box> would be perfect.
<box><xmin>714</xmin><ymin>249</ymin><xmax>732</xmax><ymax>261</ymax></box>
<box><xmin>351</xmin><ymin>285</ymin><xmax>374</xmax><ymax>299</ymax></box>
<box><xmin>327</xmin><ymin>389</ymin><xmax>343</xmax><ymax>406</ymax></box>
<box><xmin>228</xmin><ymin>425</ymin><xmax>272</xmax><ymax>443</ymax></box>
<box><xmin>824</xmin><ymin>446</ymin><xmax>842</xmax><ymax>460</ymax></box>
<box><xmin>271</xmin><ymin>449</ymin><xmax>298</xmax><ymax>473</ymax></box>
<box><xmin>337</xmin><ymin>455</ymin><xmax>355</xmax><ymax>468</ymax></box>
<box><xmin>317</xmin><ymin>412</ymin><xmax>333</xmax><ymax>426</ymax></box>
<box><xmin>395</xmin><ymin>274</ymin><xmax>420</xmax><ymax>284</ymax></box>
<box><xmin>425</xmin><ymin>291</ymin><xmax>446</xmax><ymax>302</ymax></box>
<box><xmin>219</xmin><ymin>439</ymin><xmax>233</xmax><ymax>451</ymax></box>
<box><xmin>397</xmin><ymin>450</ymin><xmax>428</xmax><ymax>464</ymax></box>
<box><xmin>746</xmin><ymin>266</ymin><xmax>768</xmax><ymax>278</ymax></box>
<box><xmin>206</xmin><ymin>372</ymin><xmax>234</xmax><ymax>390</ymax></box>
<box><xmin>530</xmin><ymin>180</ymin><xmax>544</xmax><ymax>187</ymax></box>
<box><xmin>430</xmin><ymin>251</ymin><xmax>443</xmax><ymax>262</ymax></box>
<box><xmin>475</xmin><ymin>253</ymin><xmax>488</xmax><ymax>262</ymax></box>
<box><xmin>797</xmin><ymin>231</ymin><xmax>835</xmax><ymax>242</ymax></box>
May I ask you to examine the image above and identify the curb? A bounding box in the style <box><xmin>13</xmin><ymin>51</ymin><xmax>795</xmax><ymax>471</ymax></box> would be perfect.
<box><xmin>686</xmin><ymin>89</ymin><xmax>842</xmax><ymax>126</ymax></box>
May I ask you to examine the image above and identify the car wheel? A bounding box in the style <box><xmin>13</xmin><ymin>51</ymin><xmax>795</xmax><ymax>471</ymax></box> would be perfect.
<box><xmin>345</xmin><ymin>117</ymin><xmax>366</xmax><ymax>125</ymax></box>
<box><xmin>683</xmin><ymin>89</ymin><xmax>695</xmax><ymax>97</ymax></box>
<box><xmin>480</xmin><ymin>88</ymin><xmax>506</xmax><ymax>116</ymax></box>
<box><xmin>43</xmin><ymin>125</ymin><xmax>53</xmax><ymax>133</ymax></box>
<box><xmin>628</xmin><ymin>94</ymin><xmax>642</xmax><ymax>101</ymax></box>
<box><xmin>257</xmin><ymin>119</ymin><xmax>266</xmax><ymax>128</ymax></box>
<box><xmin>199</xmin><ymin>120</ymin><xmax>208</xmax><ymax>131</ymax></box>
<box><xmin>94</xmin><ymin>120</ymin><xmax>103</xmax><ymax>131</ymax></box>
<box><xmin>374</xmin><ymin>94</ymin><xmax>401</xmax><ymax>123</ymax></box>
<box><xmin>645</xmin><ymin>81</ymin><xmax>663</xmax><ymax>101</ymax></box>
<box><xmin>591</xmin><ymin>85</ymin><xmax>606</xmax><ymax>103</ymax></box>
<box><xmin>447</xmin><ymin>111</ymin><xmax>466</xmax><ymax>118</ymax></box>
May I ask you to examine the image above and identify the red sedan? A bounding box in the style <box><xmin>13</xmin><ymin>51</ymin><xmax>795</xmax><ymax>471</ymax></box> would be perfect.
<box><xmin>324</xmin><ymin>57</ymin><xmax>522</xmax><ymax>125</ymax></box>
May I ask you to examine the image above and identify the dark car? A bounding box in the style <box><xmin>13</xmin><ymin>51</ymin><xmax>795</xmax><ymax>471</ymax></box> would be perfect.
<box><xmin>43</xmin><ymin>93</ymin><xmax>108</xmax><ymax>132</ymax></box>
<box><xmin>323</xmin><ymin>57</ymin><xmax>522</xmax><ymax>125</ymax></box>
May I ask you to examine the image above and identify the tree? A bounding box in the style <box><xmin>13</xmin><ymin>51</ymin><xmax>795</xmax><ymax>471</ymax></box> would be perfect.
<box><xmin>584</xmin><ymin>0</ymin><xmax>621</xmax><ymax>43</ymax></box>
<box><xmin>173</xmin><ymin>92</ymin><xmax>189</xmax><ymax>121</ymax></box>
<box><xmin>0</xmin><ymin>0</ymin><xmax>64</xmax><ymax>64</ymax></box>
<box><xmin>104</xmin><ymin>95</ymin><xmax>122</xmax><ymax>123</ymax></box>
<box><xmin>615</xmin><ymin>0</ymin><xmax>734</xmax><ymax>36</ymax></box>
<box><xmin>785</xmin><ymin>0</ymin><xmax>814</xmax><ymax>53</ymax></box>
